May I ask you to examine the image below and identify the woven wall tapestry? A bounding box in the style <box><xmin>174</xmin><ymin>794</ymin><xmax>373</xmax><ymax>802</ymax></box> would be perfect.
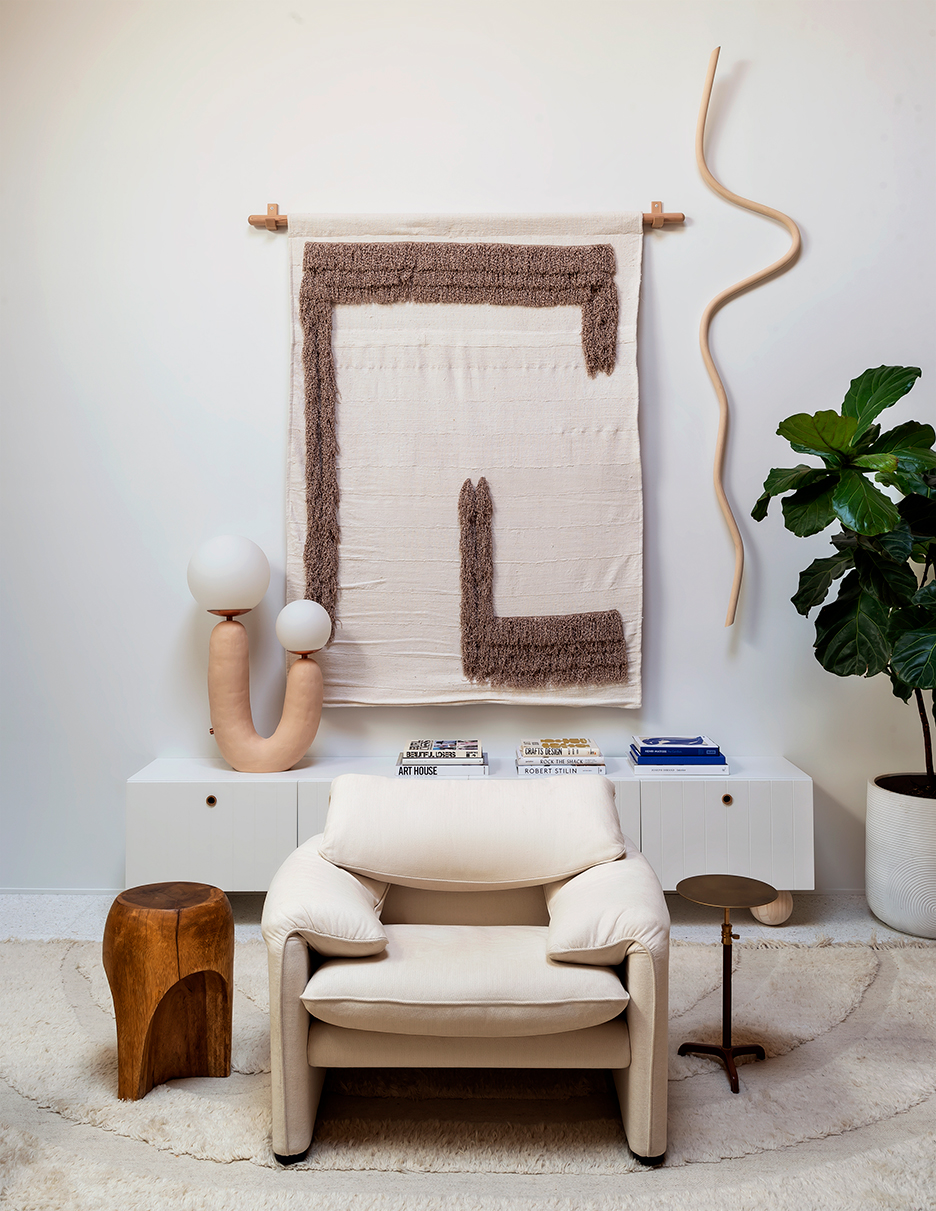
<box><xmin>286</xmin><ymin>214</ymin><xmax>643</xmax><ymax>707</ymax></box>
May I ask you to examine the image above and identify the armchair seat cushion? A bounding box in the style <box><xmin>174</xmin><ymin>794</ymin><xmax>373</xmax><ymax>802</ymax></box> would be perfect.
<box><xmin>300</xmin><ymin>924</ymin><xmax>629</xmax><ymax>1038</ymax></box>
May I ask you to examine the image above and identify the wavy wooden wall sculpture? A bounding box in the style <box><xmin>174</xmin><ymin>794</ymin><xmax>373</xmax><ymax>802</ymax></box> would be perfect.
<box><xmin>697</xmin><ymin>47</ymin><xmax>802</xmax><ymax>626</ymax></box>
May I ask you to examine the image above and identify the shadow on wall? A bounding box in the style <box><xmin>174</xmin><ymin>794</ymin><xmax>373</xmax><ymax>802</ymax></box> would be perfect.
<box><xmin>812</xmin><ymin>782</ymin><xmax>866</xmax><ymax>894</ymax></box>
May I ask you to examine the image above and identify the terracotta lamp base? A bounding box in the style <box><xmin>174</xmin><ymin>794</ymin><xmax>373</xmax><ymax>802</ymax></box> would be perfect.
<box><xmin>207</xmin><ymin>620</ymin><xmax>323</xmax><ymax>773</ymax></box>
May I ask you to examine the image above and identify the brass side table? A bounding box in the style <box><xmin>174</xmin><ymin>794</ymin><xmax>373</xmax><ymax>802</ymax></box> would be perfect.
<box><xmin>676</xmin><ymin>874</ymin><xmax>777</xmax><ymax>1094</ymax></box>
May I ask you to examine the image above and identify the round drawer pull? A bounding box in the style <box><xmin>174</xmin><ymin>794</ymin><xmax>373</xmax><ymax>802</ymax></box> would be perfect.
<box><xmin>722</xmin><ymin>793</ymin><xmax>733</xmax><ymax>805</ymax></box>
<box><xmin>206</xmin><ymin>795</ymin><xmax>217</xmax><ymax>807</ymax></box>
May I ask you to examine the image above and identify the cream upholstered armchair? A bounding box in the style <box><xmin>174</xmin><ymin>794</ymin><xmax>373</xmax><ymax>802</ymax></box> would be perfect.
<box><xmin>261</xmin><ymin>773</ymin><xmax>670</xmax><ymax>1165</ymax></box>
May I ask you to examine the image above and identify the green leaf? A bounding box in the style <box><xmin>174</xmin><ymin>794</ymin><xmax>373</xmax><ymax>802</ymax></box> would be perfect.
<box><xmin>871</xmin><ymin>445</ymin><xmax>936</xmax><ymax>475</ymax></box>
<box><xmin>813</xmin><ymin>572</ymin><xmax>891</xmax><ymax>677</ymax></box>
<box><xmin>751</xmin><ymin>465</ymin><xmax>832</xmax><ymax>521</ymax></box>
<box><xmin>831</xmin><ymin>529</ymin><xmax>858</xmax><ymax>552</ymax></box>
<box><xmin>887</xmin><ymin>664</ymin><xmax>914</xmax><ymax>702</ymax></box>
<box><xmin>852</xmin><ymin>423</ymin><xmax>881</xmax><ymax>454</ymax></box>
<box><xmin>891</xmin><ymin>628</ymin><xmax>936</xmax><ymax>690</ymax></box>
<box><xmin>852</xmin><ymin>453</ymin><xmax>899</xmax><ymax>472</ymax></box>
<box><xmin>860</xmin><ymin>521</ymin><xmax>915</xmax><ymax>563</ymax></box>
<box><xmin>832</xmin><ymin>470</ymin><xmax>902</xmax><ymax>534</ymax></box>
<box><xmin>791</xmin><ymin>551</ymin><xmax>854</xmax><ymax>615</ymax></box>
<box><xmin>841</xmin><ymin>366</ymin><xmax>922</xmax><ymax>436</ymax></box>
<box><xmin>889</xmin><ymin>604</ymin><xmax>935</xmax><ymax>640</ymax></box>
<box><xmin>872</xmin><ymin>420</ymin><xmax>936</xmax><ymax>453</ymax></box>
<box><xmin>894</xmin><ymin>449</ymin><xmax>936</xmax><ymax>472</ymax></box>
<box><xmin>853</xmin><ymin>548</ymin><xmax>920</xmax><ymax>608</ymax></box>
<box><xmin>763</xmin><ymin>465</ymin><xmax>831</xmax><ymax>494</ymax></box>
<box><xmin>912</xmin><ymin>582</ymin><xmax>936</xmax><ymax>607</ymax></box>
<box><xmin>777</xmin><ymin>411</ymin><xmax>858</xmax><ymax>457</ymax></box>
<box><xmin>900</xmin><ymin>495</ymin><xmax>936</xmax><ymax>539</ymax></box>
<box><xmin>877</xmin><ymin>470</ymin><xmax>936</xmax><ymax>500</ymax></box>
<box><xmin>780</xmin><ymin>477</ymin><xmax>839</xmax><ymax>536</ymax></box>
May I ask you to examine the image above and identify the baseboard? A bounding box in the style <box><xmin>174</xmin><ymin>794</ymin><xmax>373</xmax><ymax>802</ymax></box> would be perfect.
<box><xmin>0</xmin><ymin>888</ymin><xmax>123</xmax><ymax>896</ymax></box>
<box><xmin>789</xmin><ymin>889</ymin><xmax>867</xmax><ymax>896</ymax></box>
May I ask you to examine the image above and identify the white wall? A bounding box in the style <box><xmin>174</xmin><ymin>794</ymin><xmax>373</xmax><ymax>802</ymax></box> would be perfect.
<box><xmin>1</xmin><ymin>0</ymin><xmax>932</xmax><ymax>892</ymax></box>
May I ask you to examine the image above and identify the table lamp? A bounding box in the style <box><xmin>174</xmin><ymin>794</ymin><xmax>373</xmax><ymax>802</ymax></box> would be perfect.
<box><xmin>187</xmin><ymin>535</ymin><xmax>331</xmax><ymax>772</ymax></box>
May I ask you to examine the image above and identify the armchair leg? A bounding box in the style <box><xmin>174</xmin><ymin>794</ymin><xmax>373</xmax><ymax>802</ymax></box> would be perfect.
<box><xmin>632</xmin><ymin>1151</ymin><xmax>666</xmax><ymax>1167</ymax></box>
<box><xmin>274</xmin><ymin>1149</ymin><xmax>310</xmax><ymax>1166</ymax></box>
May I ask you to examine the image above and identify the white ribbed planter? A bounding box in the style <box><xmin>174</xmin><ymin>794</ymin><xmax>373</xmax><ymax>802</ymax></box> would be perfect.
<box><xmin>866</xmin><ymin>775</ymin><xmax>936</xmax><ymax>939</ymax></box>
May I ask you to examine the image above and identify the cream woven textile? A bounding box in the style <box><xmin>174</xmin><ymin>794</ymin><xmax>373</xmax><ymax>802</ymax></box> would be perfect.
<box><xmin>286</xmin><ymin>213</ymin><xmax>643</xmax><ymax>706</ymax></box>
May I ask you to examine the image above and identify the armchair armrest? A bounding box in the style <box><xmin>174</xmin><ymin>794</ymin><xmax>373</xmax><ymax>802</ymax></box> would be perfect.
<box><xmin>261</xmin><ymin>834</ymin><xmax>389</xmax><ymax>1160</ymax></box>
<box><xmin>261</xmin><ymin>833</ymin><xmax>389</xmax><ymax>958</ymax></box>
<box><xmin>544</xmin><ymin>837</ymin><xmax>669</xmax><ymax>966</ymax></box>
<box><xmin>546</xmin><ymin>837</ymin><xmax>669</xmax><ymax>1160</ymax></box>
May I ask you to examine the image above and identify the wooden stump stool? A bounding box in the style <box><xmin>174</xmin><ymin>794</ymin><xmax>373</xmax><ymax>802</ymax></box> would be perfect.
<box><xmin>102</xmin><ymin>882</ymin><xmax>234</xmax><ymax>1100</ymax></box>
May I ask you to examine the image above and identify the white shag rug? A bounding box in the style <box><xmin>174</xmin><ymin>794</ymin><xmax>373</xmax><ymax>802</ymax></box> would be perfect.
<box><xmin>1</xmin><ymin>938</ymin><xmax>934</xmax><ymax>1209</ymax></box>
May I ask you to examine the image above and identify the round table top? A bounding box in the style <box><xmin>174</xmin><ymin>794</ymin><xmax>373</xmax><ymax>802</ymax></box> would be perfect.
<box><xmin>676</xmin><ymin>873</ymin><xmax>777</xmax><ymax>909</ymax></box>
<box><xmin>118</xmin><ymin>882</ymin><xmax>221</xmax><ymax>911</ymax></box>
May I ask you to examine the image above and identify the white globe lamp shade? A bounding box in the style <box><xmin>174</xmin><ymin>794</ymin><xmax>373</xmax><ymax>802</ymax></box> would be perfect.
<box><xmin>276</xmin><ymin>599</ymin><xmax>332</xmax><ymax>653</ymax></box>
<box><xmin>187</xmin><ymin>536</ymin><xmax>270</xmax><ymax>613</ymax></box>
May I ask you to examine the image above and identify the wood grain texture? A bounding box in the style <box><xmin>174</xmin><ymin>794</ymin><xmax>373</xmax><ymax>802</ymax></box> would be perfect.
<box><xmin>102</xmin><ymin>882</ymin><xmax>234</xmax><ymax>1100</ymax></box>
<box><xmin>696</xmin><ymin>47</ymin><xmax>802</xmax><ymax>627</ymax></box>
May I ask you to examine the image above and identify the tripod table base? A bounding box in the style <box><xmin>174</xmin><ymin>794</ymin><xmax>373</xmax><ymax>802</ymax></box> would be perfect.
<box><xmin>677</xmin><ymin>1041</ymin><xmax>766</xmax><ymax>1094</ymax></box>
<box><xmin>675</xmin><ymin>873</ymin><xmax>778</xmax><ymax>1098</ymax></box>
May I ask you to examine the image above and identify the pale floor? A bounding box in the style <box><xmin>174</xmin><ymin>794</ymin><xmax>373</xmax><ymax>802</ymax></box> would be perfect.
<box><xmin>0</xmin><ymin>892</ymin><xmax>922</xmax><ymax>944</ymax></box>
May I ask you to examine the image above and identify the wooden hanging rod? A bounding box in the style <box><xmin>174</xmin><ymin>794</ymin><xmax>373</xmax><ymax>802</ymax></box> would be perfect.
<box><xmin>248</xmin><ymin>202</ymin><xmax>685</xmax><ymax>231</ymax></box>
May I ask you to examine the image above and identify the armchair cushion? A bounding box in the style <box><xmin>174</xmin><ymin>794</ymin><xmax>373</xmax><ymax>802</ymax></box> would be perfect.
<box><xmin>261</xmin><ymin>834</ymin><xmax>389</xmax><ymax>957</ymax></box>
<box><xmin>300</xmin><ymin>923</ymin><xmax>629</xmax><ymax>1037</ymax></box>
<box><xmin>544</xmin><ymin>843</ymin><xmax>671</xmax><ymax>966</ymax></box>
<box><xmin>320</xmin><ymin>774</ymin><xmax>625</xmax><ymax>891</ymax></box>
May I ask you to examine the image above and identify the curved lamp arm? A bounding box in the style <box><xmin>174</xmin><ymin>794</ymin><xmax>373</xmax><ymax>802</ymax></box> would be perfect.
<box><xmin>697</xmin><ymin>46</ymin><xmax>802</xmax><ymax>626</ymax></box>
<box><xmin>208</xmin><ymin>620</ymin><xmax>323</xmax><ymax>774</ymax></box>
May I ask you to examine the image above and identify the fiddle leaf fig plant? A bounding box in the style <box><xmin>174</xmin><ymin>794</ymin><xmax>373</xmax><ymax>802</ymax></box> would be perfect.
<box><xmin>753</xmin><ymin>366</ymin><xmax>936</xmax><ymax>791</ymax></box>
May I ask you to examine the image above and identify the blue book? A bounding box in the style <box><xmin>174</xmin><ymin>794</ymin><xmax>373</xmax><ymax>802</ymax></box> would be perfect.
<box><xmin>630</xmin><ymin>734</ymin><xmax>722</xmax><ymax>757</ymax></box>
<box><xmin>627</xmin><ymin>756</ymin><xmax>730</xmax><ymax>776</ymax></box>
<box><xmin>629</xmin><ymin>745</ymin><xmax>725</xmax><ymax>764</ymax></box>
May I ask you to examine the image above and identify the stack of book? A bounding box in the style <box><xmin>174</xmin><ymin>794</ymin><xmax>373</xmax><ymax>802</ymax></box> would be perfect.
<box><xmin>628</xmin><ymin>735</ymin><xmax>729</xmax><ymax>775</ymax></box>
<box><xmin>516</xmin><ymin>738</ymin><xmax>606</xmax><ymax>776</ymax></box>
<box><xmin>396</xmin><ymin>739</ymin><xmax>489</xmax><ymax>778</ymax></box>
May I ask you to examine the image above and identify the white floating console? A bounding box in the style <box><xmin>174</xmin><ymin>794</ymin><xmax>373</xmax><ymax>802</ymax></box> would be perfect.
<box><xmin>127</xmin><ymin>756</ymin><xmax>814</xmax><ymax>909</ymax></box>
